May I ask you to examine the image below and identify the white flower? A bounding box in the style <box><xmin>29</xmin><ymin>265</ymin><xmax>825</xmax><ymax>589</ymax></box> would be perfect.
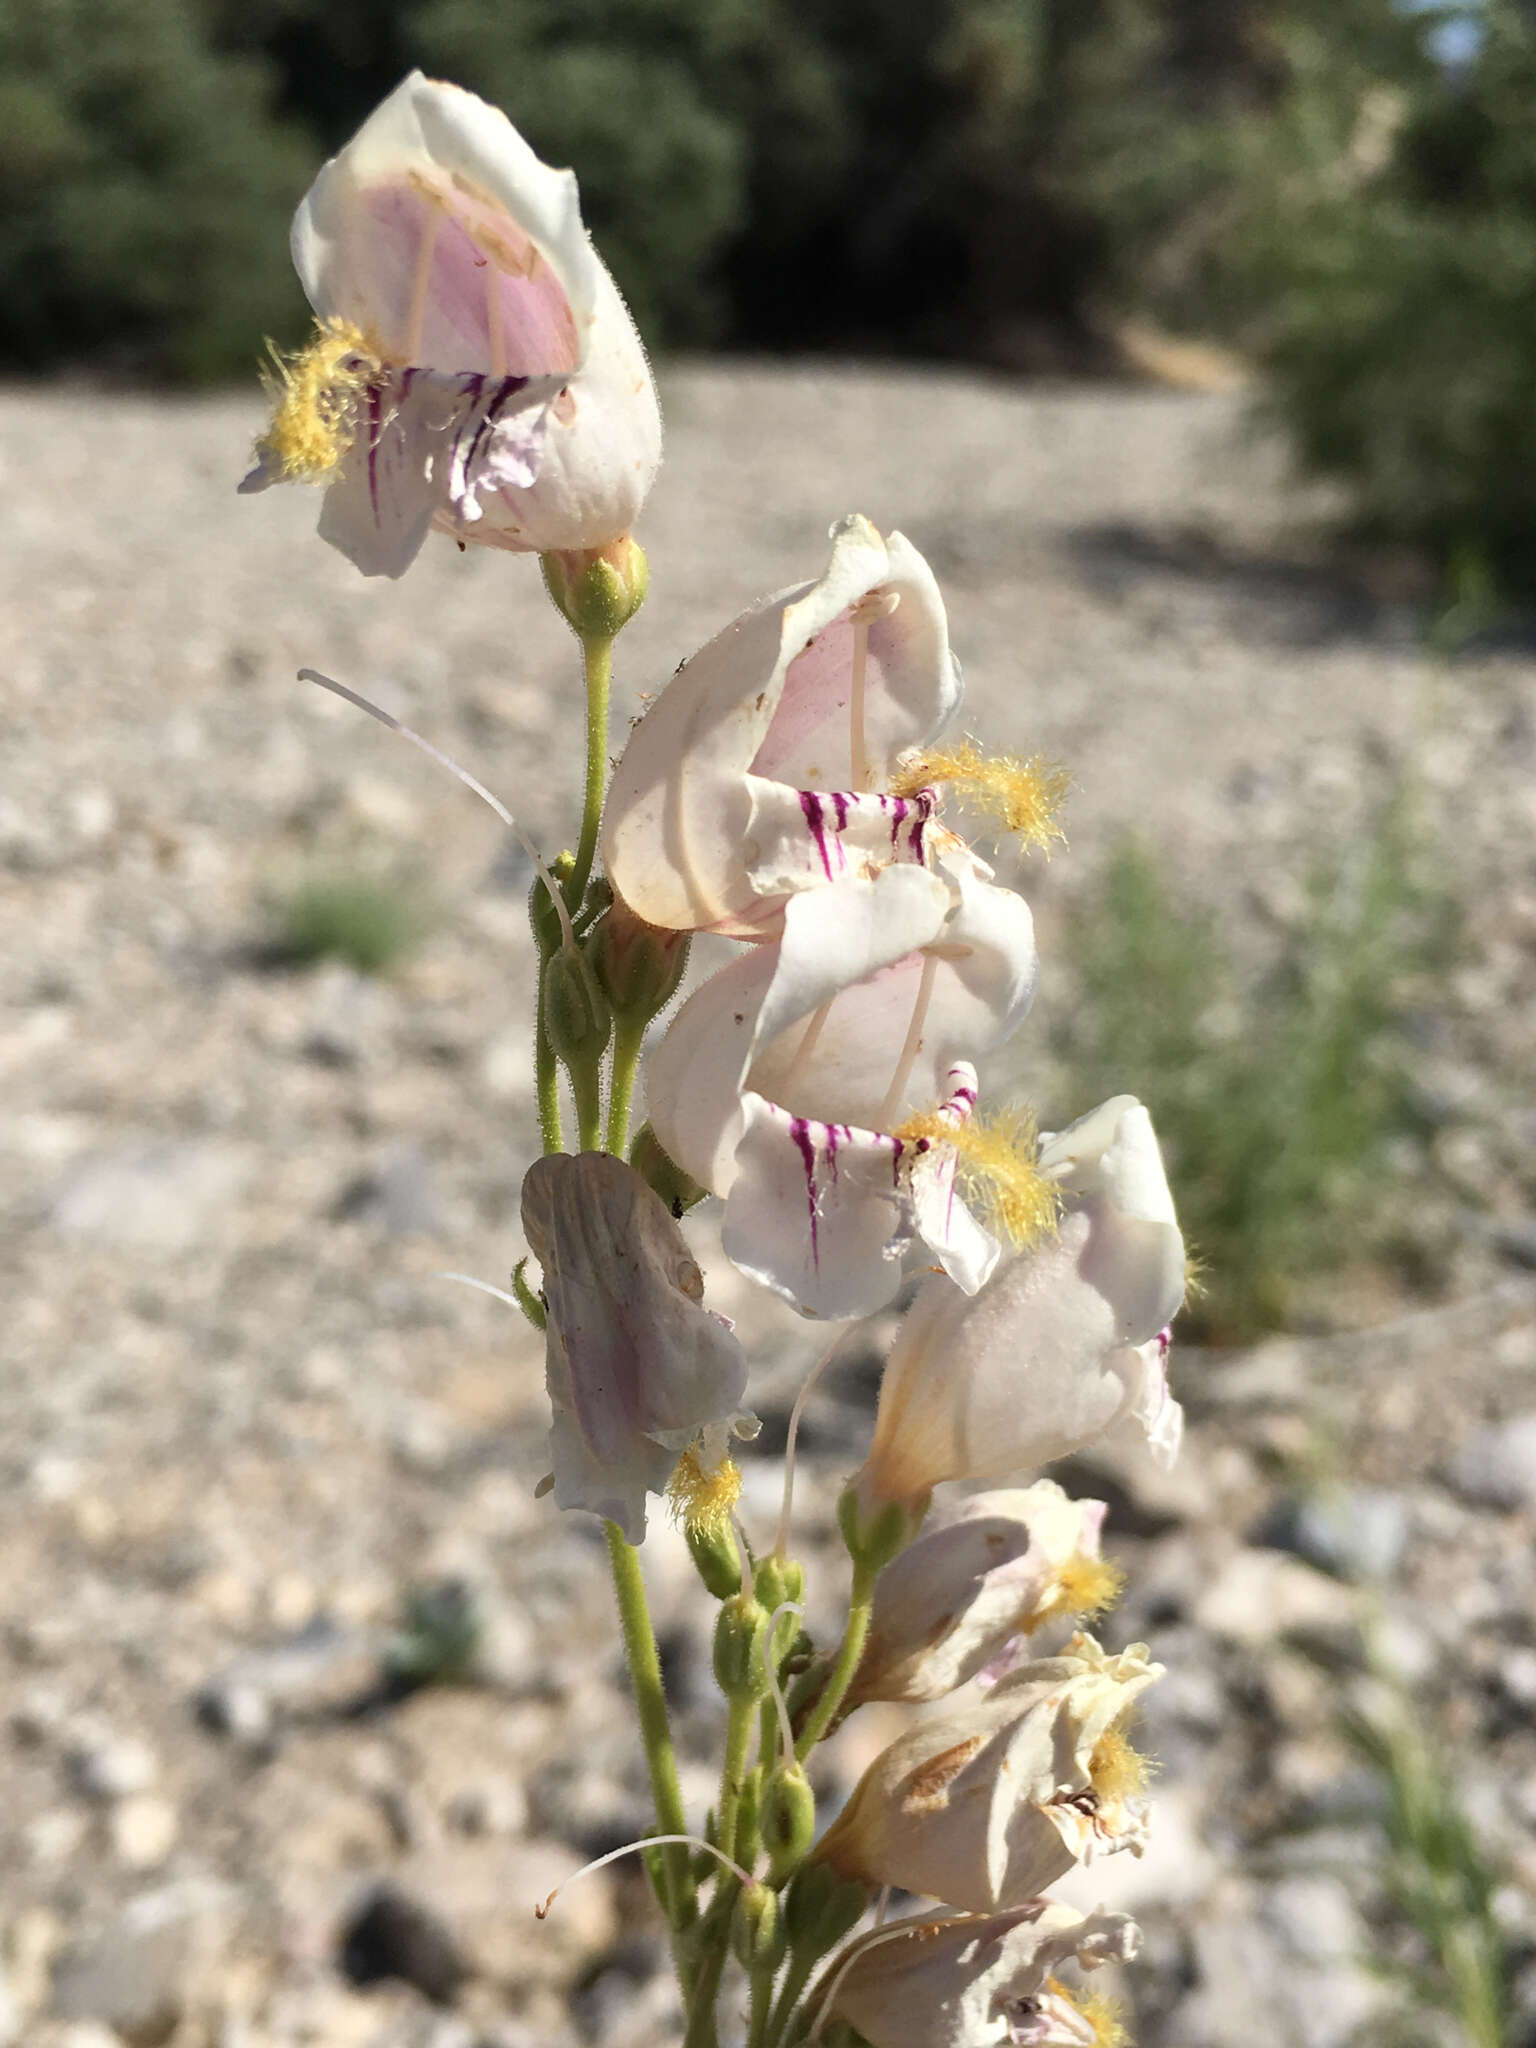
<box><xmin>241</xmin><ymin>72</ymin><xmax>661</xmax><ymax>577</ymax></box>
<box><xmin>644</xmin><ymin>857</ymin><xmax>1039</xmax><ymax>1318</ymax></box>
<box><xmin>603</xmin><ymin>514</ymin><xmax>962</xmax><ymax>936</ymax></box>
<box><xmin>813</xmin><ymin>1633</ymin><xmax>1161</xmax><ymax>1913</ymax></box>
<box><xmin>847</xmin><ymin>1481</ymin><xmax>1114</xmax><ymax>1708</ymax></box>
<box><xmin>825</xmin><ymin>1900</ymin><xmax>1140</xmax><ymax>2048</ymax></box>
<box><xmin>854</xmin><ymin>1097</ymin><xmax>1186</xmax><ymax>1508</ymax></box>
<box><xmin>520</xmin><ymin>1152</ymin><xmax>749</xmax><ymax>1544</ymax></box>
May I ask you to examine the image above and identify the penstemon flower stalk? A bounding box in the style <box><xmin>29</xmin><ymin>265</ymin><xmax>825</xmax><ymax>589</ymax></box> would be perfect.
<box><xmin>241</xmin><ymin>73</ymin><xmax>1197</xmax><ymax>2048</ymax></box>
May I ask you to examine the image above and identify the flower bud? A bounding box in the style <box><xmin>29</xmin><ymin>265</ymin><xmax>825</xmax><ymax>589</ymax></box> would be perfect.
<box><xmin>591</xmin><ymin>898</ymin><xmax>690</xmax><ymax>1025</ymax></box>
<box><xmin>714</xmin><ymin>1593</ymin><xmax>771</xmax><ymax>1703</ymax></box>
<box><xmin>753</xmin><ymin>1553</ymin><xmax>805</xmax><ymax>1615</ymax></box>
<box><xmin>543</xmin><ymin>945</ymin><xmax>613</xmax><ymax>1067</ymax></box>
<box><xmin>760</xmin><ymin>1762</ymin><xmax>817</xmax><ymax>1881</ymax></box>
<box><xmin>629</xmin><ymin>1122</ymin><xmax>709</xmax><ymax>1215</ymax></box>
<box><xmin>687</xmin><ymin>1516</ymin><xmax>744</xmax><ymax>1600</ymax></box>
<box><xmin>542</xmin><ymin>535</ymin><xmax>650</xmax><ymax>640</ymax></box>
<box><xmin>732</xmin><ymin>1881</ymin><xmax>784</xmax><ymax>1971</ymax></box>
<box><xmin>825</xmin><ymin>1900</ymin><xmax>1140</xmax><ymax>2048</ymax></box>
<box><xmin>783</xmin><ymin>1863</ymin><xmax>870</xmax><ymax>1956</ymax></box>
<box><xmin>813</xmin><ymin>1632</ymin><xmax>1160</xmax><ymax>1914</ymax></box>
<box><xmin>529</xmin><ymin>854</ymin><xmax>577</xmax><ymax>959</ymax></box>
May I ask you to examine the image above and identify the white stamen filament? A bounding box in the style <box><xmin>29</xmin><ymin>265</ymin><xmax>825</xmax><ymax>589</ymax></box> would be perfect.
<box><xmin>845</xmin><ymin>588</ymin><xmax>899</xmax><ymax>793</ymax></box>
<box><xmin>763</xmin><ymin>1600</ymin><xmax>805</xmax><ymax>1767</ymax></box>
<box><xmin>298</xmin><ymin>669</ymin><xmax>573</xmax><ymax>950</ymax></box>
<box><xmin>405</xmin><ymin>210</ymin><xmax>442</xmax><ymax>365</ymax></box>
<box><xmin>535</xmin><ymin>1833</ymin><xmax>754</xmax><ymax>1920</ymax></box>
<box><xmin>849</xmin><ymin>616</ymin><xmax>870</xmax><ymax>793</ymax></box>
<box><xmin>774</xmin><ymin>1331</ymin><xmax>849</xmax><ymax>1561</ymax></box>
<box><xmin>780</xmin><ymin>996</ymin><xmax>834</xmax><ymax>1099</ymax></box>
<box><xmin>438</xmin><ymin>1272</ymin><xmax>520</xmax><ymax>1309</ymax></box>
<box><xmin>487</xmin><ymin>259</ymin><xmax>506</xmax><ymax>378</ymax></box>
<box><xmin>876</xmin><ymin>949</ymin><xmax>939</xmax><ymax>1127</ymax></box>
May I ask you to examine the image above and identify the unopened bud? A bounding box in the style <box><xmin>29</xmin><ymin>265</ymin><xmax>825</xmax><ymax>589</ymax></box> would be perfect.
<box><xmin>591</xmin><ymin>899</ymin><xmax>690</xmax><ymax>1025</ymax></box>
<box><xmin>542</xmin><ymin>536</ymin><xmax>649</xmax><ymax>640</ymax></box>
<box><xmin>630</xmin><ymin>1122</ymin><xmax>708</xmax><ymax>1215</ymax></box>
<box><xmin>760</xmin><ymin>1762</ymin><xmax>816</xmax><ymax>1881</ymax></box>
<box><xmin>713</xmin><ymin>1593</ymin><xmax>770</xmax><ymax>1702</ymax></box>
<box><xmin>529</xmin><ymin>852</ymin><xmax>576</xmax><ymax>959</ymax></box>
<box><xmin>543</xmin><ymin>946</ymin><xmax>612</xmax><ymax>1067</ymax></box>
<box><xmin>732</xmin><ymin>1881</ymin><xmax>783</xmax><ymax>1970</ymax></box>
<box><xmin>783</xmin><ymin>1863</ymin><xmax>868</xmax><ymax>1955</ymax></box>
<box><xmin>687</xmin><ymin>1517</ymin><xmax>743</xmax><ymax>1601</ymax></box>
<box><xmin>754</xmin><ymin>1555</ymin><xmax>805</xmax><ymax>1614</ymax></box>
<box><xmin>839</xmin><ymin>1485</ymin><xmax>925</xmax><ymax>1576</ymax></box>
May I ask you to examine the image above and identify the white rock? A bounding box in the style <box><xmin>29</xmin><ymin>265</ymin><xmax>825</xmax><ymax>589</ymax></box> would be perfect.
<box><xmin>110</xmin><ymin>1795</ymin><xmax>179</xmax><ymax>1870</ymax></box>
<box><xmin>1450</xmin><ymin>1414</ymin><xmax>1536</xmax><ymax>1511</ymax></box>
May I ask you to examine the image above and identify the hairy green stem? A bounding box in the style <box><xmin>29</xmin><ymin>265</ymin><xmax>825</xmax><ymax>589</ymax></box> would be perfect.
<box><xmin>606</xmin><ymin>1014</ymin><xmax>646</xmax><ymax>1156</ymax></box>
<box><xmin>795</xmin><ymin>1561</ymin><xmax>876</xmax><ymax>1760</ymax></box>
<box><xmin>573</xmin><ymin>1060</ymin><xmax>604</xmax><ymax>1154</ymax></box>
<box><xmin>717</xmin><ymin>1695</ymin><xmax>757</xmax><ymax>1866</ymax></box>
<box><xmin>765</xmin><ymin>1951</ymin><xmax>819</xmax><ymax>2048</ymax></box>
<box><xmin>535</xmin><ymin>986</ymin><xmax>563</xmax><ymax>1154</ymax></box>
<box><xmin>566</xmin><ymin>633</ymin><xmax>613</xmax><ymax>917</ymax></box>
<box><xmin>604</xmin><ymin>1522</ymin><xmax>693</xmax><ymax>1928</ymax></box>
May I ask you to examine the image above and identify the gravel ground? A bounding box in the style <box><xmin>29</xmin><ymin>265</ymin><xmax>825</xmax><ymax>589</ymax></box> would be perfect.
<box><xmin>2</xmin><ymin>363</ymin><xmax>1535</xmax><ymax>2048</ymax></box>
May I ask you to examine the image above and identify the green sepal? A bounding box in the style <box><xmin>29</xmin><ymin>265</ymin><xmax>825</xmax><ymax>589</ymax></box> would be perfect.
<box><xmin>713</xmin><ymin>1592</ymin><xmax>770</xmax><ymax>1703</ymax></box>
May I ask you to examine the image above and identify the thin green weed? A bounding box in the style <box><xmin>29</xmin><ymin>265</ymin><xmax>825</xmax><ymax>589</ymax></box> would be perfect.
<box><xmin>1057</xmin><ymin>794</ymin><xmax>1458</xmax><ymax>1339</ymax></box>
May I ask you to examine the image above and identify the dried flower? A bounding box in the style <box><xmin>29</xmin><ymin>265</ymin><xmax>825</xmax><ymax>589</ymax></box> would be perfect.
<box><xmin>813</xmin><ymin>1633</ymin><xmax>1161</xmax><ymax>1913</ymax></box>
<box><xmin>520</xmin><ymin>1152</ymin><xmax>750</xmax><ymax>1543</ymax></box>
<box><xmin>824</xmin><ymin>1899</ymin><xmax>1140</xmax><ymax>2048</ymax></box>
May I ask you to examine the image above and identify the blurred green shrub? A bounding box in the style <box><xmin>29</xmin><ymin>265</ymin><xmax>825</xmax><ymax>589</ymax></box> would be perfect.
<box><xmin>0</xmin><ymin>0</ymin><xmax>313</xmax><ymax>378</ymax></box>
<box><xmin>272</xmin><ymin>874</ymin><xmax>424</xmax><ymax>974</ymax></box>
<box><xmin>1055</xmin><ymin>798</ymin><xmax>1457</xmax><ymax>1339</ymax></box>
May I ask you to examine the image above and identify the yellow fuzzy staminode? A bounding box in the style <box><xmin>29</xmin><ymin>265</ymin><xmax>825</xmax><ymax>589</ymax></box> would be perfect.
<box><xmin>1044</xmin><ymin>1979</ymin><xmax>1129</xmax><ymax>2048</ymax></box>
<box><xmin>667</xmin><ymin>1448</ymin><xmax>742</xmax><ymax>1538</ymax></box>
<box><xmin>1089</xmin><ymin>1720</ymin><xmax>1155</xmax><ymax>1810</ymax></box>
<box><xmin>1048</xmin><ymin>1550</ymin><xmax>1127</xmax><ymax>1625</ymax></box>
<box><xmin>889</xmin><ymin>738</ymin><xmax>1070</xmax><ymax>852</ymax></box>
<box><xmin>255</xmin><ymin>317</ymin><xmax>376</xmax><ymax>482</ymax></box>
<box><xmin>1183</xmin><ymin>1245</ymin><xmax>1208</xmax><ymax>1298</ymax></box>
<box><xmin>892</xmin><ymin>1102</ymin><xmax>1061</xmax><ymax>1250</ymax></box>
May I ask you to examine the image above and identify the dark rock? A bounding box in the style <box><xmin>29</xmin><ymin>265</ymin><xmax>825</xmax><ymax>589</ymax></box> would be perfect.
<box><xmin>338</xmin><ymin>1882</ymin><xmax>472</xmax><ymax>2004</ymax></box>
<box><xmin>1252</xmin><ymin>1488</ymin><xmax>1408</xmax><ymax>1584</ymax></box>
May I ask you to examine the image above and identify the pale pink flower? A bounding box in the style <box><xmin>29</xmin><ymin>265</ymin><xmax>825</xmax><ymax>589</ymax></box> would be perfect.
<box><xmin>644</xmin><ymin>857</ymin><xmax>1038</xmax><ymax>1318</ymax></box>
<box><xmin>855</xmin><ymin>1097</ymin><xmax>1186</xmax><ymax>1509</ymax></box>
<box><xmin>847</xmin><ymin>1481</ymin><xmax>1111</xmax><ymax>1708</ymax></box>
<box><xmin>241</xmin><ymin>72</ymin><xmax>661</xmax><ymax>577</ymax></box>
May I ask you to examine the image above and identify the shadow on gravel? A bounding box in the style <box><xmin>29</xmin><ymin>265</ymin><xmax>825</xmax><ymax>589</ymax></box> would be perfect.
<box><xmin>1061</xmin><ymin>520</ymin><xmax>1404</xmax><ymax>649</ymax></box>
<box><xmin>1062</xmin><ymin>518</ymin><xmax>1536</xmax><ymax>658</ymax></box>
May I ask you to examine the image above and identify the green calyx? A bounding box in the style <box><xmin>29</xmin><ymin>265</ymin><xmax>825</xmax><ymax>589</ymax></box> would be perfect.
<box><xmin>713</xmin><ymin>1593</ymin><xmax>771</xmax><ymax>1703</ymax></box>
<box><xmin>541</xmin><ymin>536</ymin><xmax>649</xmax><ymax>640</ymax></box>
<box><xmin>837</xmin><ymin>1485</ymin><xmax>925</xmax><ymax>1575</ymax></box>
<box><xmin>630</xmin><ymin>1122</ymin><xmax>708</xmax><ymax>1214</ymax></box>
<box><xmin>688</xmin><ymin>1517</ymin><xmax>744</xmax><ymax>1601</ymax></box>
<box><xmin>543</xmin><ymin>945</ymin><xmax>613</xmax><ymax>1068</ymax></box>
<box><xmin>760</xmin><ymin>1762</ymin><xmax>817</xmax><ymax>1882</ymax></box>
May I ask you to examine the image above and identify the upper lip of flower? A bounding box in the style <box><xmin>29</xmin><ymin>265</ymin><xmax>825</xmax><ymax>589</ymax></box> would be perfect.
<box><xmin>604</xmin><ymin>514</ymin><xmax>964</xmax><ymax>936</ymax></box>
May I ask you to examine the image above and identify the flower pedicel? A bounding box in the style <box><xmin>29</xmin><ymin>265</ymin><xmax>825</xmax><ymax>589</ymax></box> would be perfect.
<box><xmin>240</xmin><ymin>71</ymin><xmax>1195</xmax><ymax>2047</ymax></box>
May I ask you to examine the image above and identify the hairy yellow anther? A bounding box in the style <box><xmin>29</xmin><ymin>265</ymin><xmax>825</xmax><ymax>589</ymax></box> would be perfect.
<box><xmin>893</xmin><ymin>1102</ymin><xmax>1061</xmax><ymax>1249</ymax></box>
<box><xmin>1183</xmin><ymin>1245</ymin><xmax>1207</xmax><ymax>1298</ymax></box>
<box><xmin>1036</xmin><ymin>1550</ymin><xmax>1126</xmax><ymax>1629</ymax></box>
<box><xmin>667</xmin><ymin>1448</ymin><xmax>742</xmax><ymax>1538</ymax></box>
<box><xmin>1045</xmin><ymin>1979</ymin><xmax>1129</xmax><ymax>2048</ymax></box>
<box><xmin>1088</xmin><ymin>1720</ymin><xmax>1154</xmax><ymax>1811</ymax></box>
<box><xmin>889</xmin><ymin>738</ymin><xmax>1069</xmax><ymax>852</ymax></box>
<box><xmin>255</xmin><ymin>318</ymin><xmax>377</xmax><ymax>483</ymax></box>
